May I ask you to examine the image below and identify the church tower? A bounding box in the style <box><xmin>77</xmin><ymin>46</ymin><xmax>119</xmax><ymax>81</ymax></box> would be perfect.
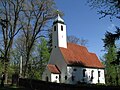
<box><xmin>52</xmin><ymin>14</ymin><xmax>67</xmax><ymax>48</ymax></box>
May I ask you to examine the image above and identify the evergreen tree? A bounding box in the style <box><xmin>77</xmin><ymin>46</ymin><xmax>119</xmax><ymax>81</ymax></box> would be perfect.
<box><xmin>103</xmin><ymin>30</ymin><xmax>120</xmax><ymax>85</ymax></box>
<box><xmin>104</xmin><ymin>46</ymin><xmax>117</xmax><ymax>85</ymax></box>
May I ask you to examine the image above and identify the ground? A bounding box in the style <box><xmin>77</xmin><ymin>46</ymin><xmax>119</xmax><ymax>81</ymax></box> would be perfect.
<box><xmin>0</xmin><ymin>84</ymin><xmax>28</xmax><ymax>90</ymax></box>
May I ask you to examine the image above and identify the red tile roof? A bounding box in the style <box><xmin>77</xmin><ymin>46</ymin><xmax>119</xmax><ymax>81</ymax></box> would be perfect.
<box><xmin>60</xmin><ymin>43</ymin><xmax>104</xmax><ymax>68</ymax></box>
<box><xmin>47</xmin><ymin>64</ymin><xmax>60</xmax><ymax>74</ymax></box>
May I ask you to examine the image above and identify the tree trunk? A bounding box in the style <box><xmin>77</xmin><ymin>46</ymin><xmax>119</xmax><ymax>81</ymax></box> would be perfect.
<box><xmin>4</xmin><ymin>61</ymin><xmax>8</xmax><ymax>84</ymax></box>
<box><xmin>23</xmin><ymin>51</ymin><xmax>30</xmax><ymax>77</ymax></box>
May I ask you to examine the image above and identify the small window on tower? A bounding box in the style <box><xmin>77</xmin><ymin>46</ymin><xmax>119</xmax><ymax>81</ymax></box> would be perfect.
<box><xmin>54</xmin><ymin>26</ymin><xmax>56</xmax><ymax>31</ymax></box>
<box><xmin>61</xmin><ymin>25</ymin><xmax>63</xmax><ymax>31</ymax></box>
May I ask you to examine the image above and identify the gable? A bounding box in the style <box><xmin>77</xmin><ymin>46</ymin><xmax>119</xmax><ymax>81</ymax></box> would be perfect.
<box><xmin>47</xmin><ymin>64</ymin><xmax>61</xmax><ymax>74</ymax></box>
<box><xmin>60</xmin><ymin>43</ymin><xmax>104</xmax><ymax>68</ymax></box>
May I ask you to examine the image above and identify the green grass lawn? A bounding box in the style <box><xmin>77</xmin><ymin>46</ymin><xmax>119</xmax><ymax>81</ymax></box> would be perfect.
<box><xmin>0</xmin><ymin>85</ymin><xmax>28</xmax><ymax>90</ymax></box>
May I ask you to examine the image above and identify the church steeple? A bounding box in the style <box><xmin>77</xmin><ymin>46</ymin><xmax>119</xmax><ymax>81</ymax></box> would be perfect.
<box><xmin>52</xmin><ymin>14</ymin><xmax>67</xmax><ymax>48</ymax></box>
<box><xmin>53</xmin><ymin>14</ymin><xmax>64</xmax><ymax>25</ymax></box>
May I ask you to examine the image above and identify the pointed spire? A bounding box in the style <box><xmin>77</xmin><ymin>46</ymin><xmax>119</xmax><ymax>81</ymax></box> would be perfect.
<box><xmin>53</xmin><ymin>13</ymin><xmax>64</xmax><ymax>25</ymax></box>
<box><xmin>54</xmin><ymin>14</ymin><xmax>64</xmax><ymax>22</ymax></box>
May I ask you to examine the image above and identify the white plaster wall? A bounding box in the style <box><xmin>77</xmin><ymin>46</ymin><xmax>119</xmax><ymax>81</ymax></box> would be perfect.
<box><xmin>58</xmin><ymin>23</ymin><xmax>67</xmax><ymax>48</ymax></box>
<box><xmin>87</xmin><ymin>68</ymin><xmax>99</xmax><ymax>84</ymax></box>
<box><xmin>67</xmin><ymin>66</ymin><xmax>105</xmax><ymax>84</ymax></box>
<box><xmin>51</xmin><ymin>74</ymin><xmax>60</xmax><ymax>83</ymax></box>
<box><xmin>48</xmin><ymin>48</ymin><xmax>67</xmax><ymax>83</ymax></box>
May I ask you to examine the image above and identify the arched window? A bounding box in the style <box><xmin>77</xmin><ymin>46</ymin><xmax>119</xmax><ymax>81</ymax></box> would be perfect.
<box><xmin>98</xmin><ymin>71</ymin><xmax>100</xmax><ymax>77</ymax></box>
<box><xmin>83</xmin><ymin>69</ymin><xmax>86</xmax><ymax>77</ymax></box>
<box><xmin>90</xmin><ymin>70</ymin><xmax>94</xmax><ymax>81</ymax></box>
<box><xmin>61</xmin><ymin>25</ymin><xmax>63</xmax><ymax>31</ymax></box>
<box><xmin>98</xmin><ymin>71</ymin><xmax>100</xmax><ymax>83</ymax></box>
<box><xmin>54</xmin><ymin>26</ymin><xmax>56</xmax><ymax>31</ymax></box>
<box><xmin>91</xmin><ymin>70</ymin><xmax>94</xmax><ymax>77</ymax></box>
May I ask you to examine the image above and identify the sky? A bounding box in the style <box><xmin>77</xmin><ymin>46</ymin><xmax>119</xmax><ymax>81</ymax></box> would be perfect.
<box><xmin>55</xmin><ymin>0</ymin><xmax>120</xmax><ymax>58</ymax></box>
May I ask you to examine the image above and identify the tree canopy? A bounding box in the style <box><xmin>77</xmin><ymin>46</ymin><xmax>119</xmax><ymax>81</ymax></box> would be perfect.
<box><xmin>0</xmin><ymin>0</ymin><xmax>59</xmax><ymax>82</ymax></box>
<box><xmin>87</xmin><ymin>0</ymin><xmax>120</xmax><ymax>19</ymax></box>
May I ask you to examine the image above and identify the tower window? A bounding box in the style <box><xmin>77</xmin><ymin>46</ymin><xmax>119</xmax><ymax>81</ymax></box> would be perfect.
<box><xmin>61</xmin><ymin>25</ymin><xmax>63</xmax><ymax>31</ymax></box>
<box><xmin>54</xmin><ymin>26</ymin><xmax>56</xmax><ymax>31</ymax></box>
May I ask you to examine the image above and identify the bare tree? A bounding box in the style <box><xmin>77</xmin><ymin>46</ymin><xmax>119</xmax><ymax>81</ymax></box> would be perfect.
<box><xmin>87</xmin><ymin>0</ymin><xmax>120</xmax><ymax>19</ymax></box>
<box><xmin>13</xmin><ymin>34</ymin><xmax>27</xmax><ymax>64</ymax></box>
<box><xmin>67</xmin><ymin>35</ymin><xmax>88</xmax><ymax>46</ymax></box>
<box><xmin>20</xmin><ymin>0</ymin><xmax>58</xmax><ymax>77</ymax></box>
<box><xmin>67</xmin><ymin>35</ymin><xmax>79</xmax><ymax>44</ymax></box>
<box><xmin>79</xmin><ymin>38</ymin><xmax>88</xmax><ymax>46</ymax></box>
<box><xmin>0</xmin><ymin>0</ymin><xmax>24</xmax><ymax>83</ymax></box>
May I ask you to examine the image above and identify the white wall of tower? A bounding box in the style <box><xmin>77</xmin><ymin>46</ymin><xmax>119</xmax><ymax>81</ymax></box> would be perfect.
<box><xmin>52</xmin><ymin>22</ymin><xmax>67</xmax><ymax>48</ymax></box>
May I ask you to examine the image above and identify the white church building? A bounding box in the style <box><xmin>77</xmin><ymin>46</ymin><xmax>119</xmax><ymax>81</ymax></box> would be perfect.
<box><xmin>42</xmin><ymin>14</ymin><xmax>105</xmax><ymax>84</ymax></box>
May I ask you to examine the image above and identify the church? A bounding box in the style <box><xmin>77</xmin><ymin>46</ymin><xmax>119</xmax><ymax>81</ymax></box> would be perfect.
<box><xmin>42</xmin><ymin>14</ymin><xmax>105</xmax><ymax>84</ymax></box>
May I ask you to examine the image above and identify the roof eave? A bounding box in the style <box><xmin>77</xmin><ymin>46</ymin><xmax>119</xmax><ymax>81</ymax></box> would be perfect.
<box><xmin>67</xmin><ymin>64</ymin><xmax>105</xmax><ymax>69</ymax></box>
